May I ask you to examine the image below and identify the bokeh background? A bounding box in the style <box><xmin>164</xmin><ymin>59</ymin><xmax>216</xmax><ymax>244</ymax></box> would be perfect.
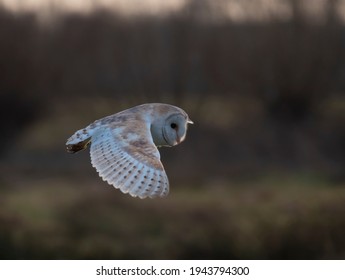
<box><xmin>0</xmin><ymin>0</ymin><xmax>344</xmax><ymax>259</ymax></box>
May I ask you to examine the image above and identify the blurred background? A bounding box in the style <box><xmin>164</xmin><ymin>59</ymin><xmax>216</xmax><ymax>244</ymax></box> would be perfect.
<box><xmin>0</xmin><ymin>0</ymin><xmax>344</xmax><ymax>259</ymax></box>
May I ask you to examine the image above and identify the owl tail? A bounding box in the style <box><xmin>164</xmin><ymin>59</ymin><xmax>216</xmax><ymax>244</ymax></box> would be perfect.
<box><xmin>66</xmin><ymin>126</ymin><xmax>93</xmax><ymax>154</ymax></box>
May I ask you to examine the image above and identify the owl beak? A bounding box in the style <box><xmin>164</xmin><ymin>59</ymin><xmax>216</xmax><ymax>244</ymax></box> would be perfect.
<box><xmin>187</xmin><ymin>119</ymin><xmax>194</xmax><ymax>124</ymax></box>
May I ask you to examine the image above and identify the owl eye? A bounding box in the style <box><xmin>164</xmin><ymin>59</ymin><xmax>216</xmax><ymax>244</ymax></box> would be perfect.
<box><xmin>170</xmin><ymin>123</ymin><xmax>177</xmax><ymax>129</ymax></box>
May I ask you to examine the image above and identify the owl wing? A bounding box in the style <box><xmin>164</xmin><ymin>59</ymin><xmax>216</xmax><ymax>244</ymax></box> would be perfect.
<box><xmin>89</xmin><ymin>124</ymin><xmax>169</xmax><ymax>199</ymax></box>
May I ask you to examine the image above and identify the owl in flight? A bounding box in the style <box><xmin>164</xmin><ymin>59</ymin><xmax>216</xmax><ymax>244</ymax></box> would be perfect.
<box><xmin>66</xmin><ymin>103</ymin><xmax>193</xmax><ymax>199</ymax></box>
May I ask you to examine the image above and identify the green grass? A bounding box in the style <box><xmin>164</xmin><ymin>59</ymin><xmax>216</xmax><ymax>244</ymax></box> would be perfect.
<box><xmin>1</xmin><ymin>173</ymin><xmax>344</xmax><ymax>259</ymax></box>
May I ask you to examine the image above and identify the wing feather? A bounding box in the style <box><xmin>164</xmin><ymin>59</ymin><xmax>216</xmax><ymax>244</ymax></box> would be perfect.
<box><xmin>89</xmin><ymin>123</ymin><xmax>169</xmax><ymax>199</ymax></box>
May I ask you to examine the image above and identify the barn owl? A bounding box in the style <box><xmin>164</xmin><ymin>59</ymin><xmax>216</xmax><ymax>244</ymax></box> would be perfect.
<box><xmin>66</xmin><ymin>103</ymin><xmax>193</xmax><ymax>199</ymax></box>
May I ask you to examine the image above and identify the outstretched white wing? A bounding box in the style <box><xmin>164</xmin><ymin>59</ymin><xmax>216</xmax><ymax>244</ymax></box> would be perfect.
<box><xmin>89</xmin><ymin>125</ymin><xmax>169</xmax><ymax>199</ymax></box>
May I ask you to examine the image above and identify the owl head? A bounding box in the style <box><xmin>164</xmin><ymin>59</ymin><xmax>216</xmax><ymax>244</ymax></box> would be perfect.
<box><xmin>148</xmin><ymin>104</ymin><xmax>193</xmax><ymax>147</ymax></box>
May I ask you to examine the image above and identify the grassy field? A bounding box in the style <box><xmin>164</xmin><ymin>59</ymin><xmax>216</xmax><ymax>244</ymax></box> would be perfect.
<box><xmin>1</xmin><ymin>168</ymin><xmax>344</xmax><ymax>259</ymax></box>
